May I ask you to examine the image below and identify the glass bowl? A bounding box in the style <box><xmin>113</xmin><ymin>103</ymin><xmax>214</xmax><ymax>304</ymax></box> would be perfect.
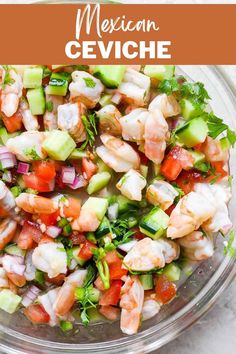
<box><xmin>0</xmin><ymin>63</ymin><xmax>236</xmax><ymax>353</ymax></box>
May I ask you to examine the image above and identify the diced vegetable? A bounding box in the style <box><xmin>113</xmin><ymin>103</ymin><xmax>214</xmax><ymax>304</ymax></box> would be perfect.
<box><xmin>162</xmin><ymin>263</ymin><xmax>181</xmax><ymax>282</ymax></box>
<box><xmin>93</xmin><ymin>65</ymin><xmax>126</xmax><ymax>88</ymax></box>
<box><xmin>82</xmin><ymin>197</ymin><xmax>108</xmax><ymax>221</ymax></box>
<box><xmin>46</xmin><ymin>72</ymin><xmax>70</xmax><ymax>96</ymax></box>
<box><xmin>139</xmin><ymin>274</ymin><xmax>153</xmax><ymax>290</ymax></box>
<box><xmin>188</xmin><ymin>150</ymin><xmax>205</xmax><ymax>166</ymax></box>
<box><xmin>140</xmin><ymin>164</ymin><xmax>148</xmax><ymax>178</ymax></box>
<box><xmin>155</xmin><ymin>275</ymin><xmax>176</xmax><ymax>304</ymax></box>
<box><xmin>95</xmin><ymin>216</ymin><xmax>111</xmax><ymax>239</ymax></box>
<box><xmin>33</xmin><ymin>160</ymin><xmax>56</xmax><ymax>181</ymax></box>
<box><xmin>87</xmin><ymin>172</ymin><xmax>111</xmax><ymax>195</ymax></box>
<box><xmin>0</xmin><ymin>127</ymin><xmax>8</xmax><ymax>145</ymax></box>
<box><xmin>177</xmin><ymin>117</ymin><xmax>208</xmax><ymax>148</ymax></box>
<box><xmin>220</xmin><ymin>137</ymin><xmax>230</xmax><ymax>151</ymax></box>
<box><xmin>139</xmin><ymin>207</ymin><xmax>169</xmax><ymax>239</ymax></box>
<box><xmin>99</xmin><ymin>280</ymin><xmax>122</xmax><ymax>306</ymax></box>
<box><xmin>23</xmin><ymin>67</ymin><xmax>43</xmax><ymax>88</ymax></box>
<box><xmin>0</xmin><ymin>289</ymin><xmax>22</xmax><ymax>314</ymax></box>
<box><xmin>116</xmin><ymin>195</ymin><xmax>138</xmax><ymax>214</ymax></box>
<box><xmin>42</xmin><ymin>130</ymin><xmax>76</xmax><ymax>161</ymax></box>
<box><xmin>69</xmin><ymin>149</ymin><xmax>88</xmax><ymax>160</ymax></box>
<box><xmin>24</xmin><ymin>304</ymin><xmax>50</xmax><ymax>324</ymax></box>
<box><xmin>2</xmin><ymin>111</ymin><xmax>22</xmax><ymax>133</ymax></box>
<box><xmin>27</xmin><ymin>87</ymin><xmax>46</xmax><ymax>115</ymax></box>
<box><xmin>96</xmin><ymin>158</ymin><xmax>113</xmax><ymax>174</ymax></box>
<box><xmin>23</xmin><ymin>173</ymin><xmax>54</xmax><ymax>193</ymax></box>
<box><xmin>144</xmin><ymin>65</ymin><xmax>175</xmax><ymax>81</ymax></box>
<box><xmin>4</xmin><ymin>244</ymin><xmax>26</xmax><ymax>257</ymax></box>
<box><xmin>180</xmin><ymin>98</ymin><xmax>204</xmax><ymax>120</ymax></box>
<box><xmin>99</xmin><ymin>94</ymin><xmax>112</xmax><ymax>107</ymax></box>
<box><xmin>79</xmin><ymin>240</ymin><xmax>97</xmax><ymax>261</ymax></box>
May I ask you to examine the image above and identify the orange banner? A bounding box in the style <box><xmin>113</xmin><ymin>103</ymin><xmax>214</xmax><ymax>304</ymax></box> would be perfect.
<box><xmin>1</xmin><ymin>4</ymin><xmax>236</xmax><ymax>64</ymax></box>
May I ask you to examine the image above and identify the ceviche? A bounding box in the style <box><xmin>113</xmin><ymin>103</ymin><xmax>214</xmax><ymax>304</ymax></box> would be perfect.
<box><xmin>0</xmin><ymin>64</ymin><xmax>234</xmax><ymax>335</ymax></box>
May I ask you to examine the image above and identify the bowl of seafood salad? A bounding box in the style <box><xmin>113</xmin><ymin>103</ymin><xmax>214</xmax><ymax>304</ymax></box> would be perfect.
<box><xmin>0</xmin><ymin>64</ymin><xmax>234</xmax><ymax>337</ymax></box>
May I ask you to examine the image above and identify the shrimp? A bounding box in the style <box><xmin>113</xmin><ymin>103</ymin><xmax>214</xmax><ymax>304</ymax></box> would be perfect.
<box><xmin>57</xmin><ymin>102</ymin><xmax>87</xmax><ymax>143</ymax></box>
<box><xmin>123</xmin><ymin>238</ymin><xmax>179</xmax><ymax>272</ymax></box>
<box><xmin>0</xmin><ymin>180</ymin><xmax>16</xmax><ymax>218</ymax></box>
<box><xmin>149</xmin><ymin>94</ymin><xmax>181</xmax><ymax>118</ymax></box>
<box><xmin>201</xmin><ymin>136</ymin><xmax>229</xmax><ymax>162</ymax></box>
<box><xmin>69</xmin><ymin>71</ymin><xmax>104</xmax><ymax>108</ymax></box>
<box><xmin>167</xmin><ymin>191</ymin><xmax>216</xmax><ymax>239</ymax></box>
<box><xmin>194</xmin><ymin>183</ymin><xmax>232</xmax><ymax>235</ymax></box>
<box><xmin>146</xmin><ymin>180</ymin><xmax>179</xmax><ymax>210</ymax></box>
<box><xmin>72</xmin><ymin>208</ymin><xmax>100</xmax><ymax>232</ymax></box>
<box><xmin>20</xmin><ymin>99</ymin><xmax>39</xmax><ymax>131</ymax></box>
<box><xmin>15</xmin><ymin>193</ymin><xmax>57</xmax><ymax>214</ymax></box>
<box><xmin>120</xmin><ymin>276</ymin><xmax>144</xmax><ymax>335</ymax></box>
<box><xmin>2</xmin><ymin>254</ymin><xmax>26</xmax><ymax>287</ymax></box>
<box><xmin>118</xmin><ymin>68</ymin><xmax>150</xmax><ymax>107</ymax></box>
<box><xmin>0</xmin><ymin>219</ymin><xmax>17</xmax><ymax>250</ymax></box>
<box><xmin>96</xmin><ymin>134</ymin><xmax>140</xmax><ymax>173</ymax></box>
<box><xmin>0</xmin><ymin>267</ymin><xmax>9</xmax><ymax>288</ymax></box>
<box><xmin>32</xmin><ymin>242</ymin><xmax>67</xmax><ymax>278</ymax></box>
<box><xmin>119</xmin><ymin>108</ymin><xmax>149</xmax><ymax>143</ymax></box>
<box><xmin>178</xmin><ymin>231</ymin><xmax>214</xmax><ymax>261</ymax></box>
<box><xmin>116</xmin><ymin>169</ymin><xmax>146</xmax><ymax>201</ymax></box>
<box><xmin>144</xmin><ymin>109</ymin><xmax>169</xmax><ymax>165</ymax></box>
<box><xmin>38</xmin><ymin>288</ymin><xmax>60</xmax><ymax>326</ymax></box>
<box><xmin>43</xmin><ymin>94</ymin><xmax>63</xmax><ymax>131</ymax></box>
<box><xmin>53</xmin><ymin>269</ymin><xmax>87</xmax><ymax>316</ymax></box>
<box><xmin>0</xmin><ymin>65</ymin><xmax>23</xmax><ymax>117</ymax></box>
<box><xmin>96</xmin><ymin>104</ymin><xmax>122</xmax><ymax>136</ymax></box>
<box><xmin>142</xmin><ymin>299</ymin><xmax>161</xmax><ymax>321</ymax></box>
<box><xmin>6</xmin><ymin>131</ymin><xmax>47</xmax><ymax>162</ymax></box>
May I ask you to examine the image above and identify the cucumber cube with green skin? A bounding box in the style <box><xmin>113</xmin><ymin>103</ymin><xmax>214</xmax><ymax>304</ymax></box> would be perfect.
<box><xmin>117</xmin><ymin>195</ymin><xmax>138</xmax><ymax>214</ymax></box>
<box><xmin>23</xmin><ymin>67</ymin><xmax>43</xmax><ymax>89</ymax></box>
<box><xmin>97</xmin><ymin>158</ymin><xmax>113</xmax><ymax>174</ymax></box>
<box><xmin>220</xmin><ymin>137</ymin><xmax>230</xmax><ymax>151</ymax></box>
<box><xmin>163</xmin><ymin>263</ymin><xmax>181</xmax><ymax>282</ymax></box>
<box><xmin>188</xmin><ymin>150</ymin><xmax>205</xmax><ymax>166</ymax></box>
<box><xmin>4</xmin><ymin>244</ymin><xmax>26</xmax><ymax>257</ymax></box>
<box><xmin>99</xmin><ymin>94</ymin><xmax>112</xmax><ymax>107</ymax></box>
<box><xmin>69</xmin><ymin>149</ymin><xmax>88</xmax><ymax>160</ymax></box>
<box><xmin>139</xmin><ymin>274</ymin><xmax>153</xmax><ymax>290</ymax></box>
<box><xmin>144</xmin><ymin>65</ymin><xmax>175</xmax><ymax>81</ymax></box>
<box><xmin>27</xmin><ymin>87</ymin><xmax>46</xmax><ymax>115</ymax></box>
<box><xmin>0</xmin><ymin>289</ymin><xmax>21</xmax><ymax>314</ymax></box>
<box><xmin>139</xmin><ymin>207</ymin><xmax>169</xmax><ymax>240</ymax></box>
<box><xmin>46</xmin><ymin>72</ymin><xmax>70</xmax><ymax>96</ymax></box>
<box><xmin>95</xmin><ymin>216</ymin><xmax>111</xmax><ymax>239</ymax></box>
<box><xmin>93</xmin><ymin>65</ymin><xmax>126</xmax><ymax>88</ymax></box>
<box><xmin>177</xmin><ymin>117</ymin><xmax>208</xmax><ymax>148</ymax></box>
<box><xmin>42</xmin><ymin>130</ymin><xmax>76</xmax><ymax>161</ymax></box>
<box><xmin>180</xmin><ymin>98</ymin><xmax>204</xmax><ymax>120</ymax></box>
<box><xmin>82</xmin><ymin>197</ymin><xmax>108</xmax><ymax>221</ymax></box>
<box><xmin>87</xmin><ymin>172</ymin><xmax>111</xmax><ymax>195</ymax></box>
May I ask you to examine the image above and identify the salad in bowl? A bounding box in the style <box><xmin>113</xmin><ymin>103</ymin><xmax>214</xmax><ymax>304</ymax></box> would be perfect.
<box><xmin>0</xmin><ymin>64</ymin><xmax>234</xmax><ymax>336</ymax></box>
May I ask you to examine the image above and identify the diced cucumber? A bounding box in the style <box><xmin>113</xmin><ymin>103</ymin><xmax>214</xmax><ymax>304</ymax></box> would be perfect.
<box><xmin>27</xmin><ymin>87</ymin><xmax>46</xmax><ymax>115</ymax></box>
<box><xmin>46</xmin><ymin>72</ymin><xmax>70</xmax><ymax>96</ymax></box>
<box><xmin>144</xmin><ymin>65</ymin><xmax>175</xmax><ymax>81</ymax></box>
<box><xmin>177</xmin><ymin>117</ymin><xmax>208</xmax><ymax>148</ymax></box>
<box><xmin>75</xmin><ymin>286</ymin><xmax>100</xmax><ymax>303</ymax></box>
<box><xmin>139</xmin><ymin>274</ymin><xmax>153</xmax><ymax>290</ymax></box>
<box><xmin>117</xmin><ymin>195</ymin><xmax>138</xmax><ymax>214</ymax></box>
<box><xmin>4</xmin><ymin>244</ymin><xmax>26</xmax><ymax>257</ymax></box>
<box><xmin>95</xmin><ymin>216</ymin><xmax>111</xmax><ymax>239</ymax></box>
<box><xmin>69</xmin><ymin>149</ymin><xmax>88</xmax><ymax>160</ymax></box>
<box><xmin>180</xmin><ymin>98</ymin><xmax>204</xmax><ymax>120</ymax></box>
<box><xmin>86</xmin><ymin>232</ymin><xmax>97</xmax><ymax>244</ymax></box>
<box><xmin>139</xmin><ymin>207</ymin><xmax>169</xmax><ymax>239</ymax></box>
<box><xmin>140</xmin><ymin>164</ymin><xmax>148</xmax><ymax>178</ymax></box>
<box><xmin>99</xmin><ymin>94</ymin><xmax>112</xmax><ymax>107</ymax></box>
<box><xmin>93</xmin><ymin>65</ymin><xmax>126</xmax><ymax>88</ymax></box>
<box><xmin>0</xmin><ymin>289</ymin><xmax>21</xmax><ymax>314</ymax></box>
<box><xmin>220</xmin><ymin>137</ymin><xmax>230</xmax><ymax>151</ymax></box>
<box><xmin>153</xmin><ymin>163</ymin><xmax>161</xmax><ymax>176</ymax></box>
<box><xmin>87</xmin><ymin>307</ymin><xmax>103</xmax><ymax>323</ymax></box>
<box><xmin>97</xmin><ymin>158</ymin><xmax>113</xmax><ymax>174</ymax></box>
<box><xmin>0</xmin><ymin>127</ymin><xmax>8</xmax><ymax>145</ymax></box>
<box><xmin>82</xmin><ymin>197</ymin><xmax>108</xmax><ymax>221</ymax></box>
<box><xmin>72</xmin><ymin>246</ymin><xmax>86</xmax><ymax>267</ymax></box>
<box><xmin>163</xmin><ymin>263</ymin><xmax>181</xmax><ymax>282</ymax></box>
<box><xmin>10</xmin><ymin>186</ymin><xmax>22</xmax><ymax>198</ymax></box>
<box><xmin>51</xmin><ymin>65</ymin><xmax>66</xmax><ymax>70</ymax></box>
<box><xmin>23</xmin><ymin>67</ymin><xmax>43</xmax><ymax>89</ymax></box>
<box><xmin>188</xmin><ymin>150</ymin><xmax>205</xmax><ymax>165</ymax></box>
<box><xmin>127</xmin><ymin>216</ymin><xmax>138</xmax><ymax>228</ymax></box>
<box><xmin>87</xmin><ymin>172</ymin><xmax>111</xmax><ymax>195</ymax></box>
<box><xmin>42</xmin><ymin>130</ymin><xmax>76</xmax><ymax>161</ymax></box>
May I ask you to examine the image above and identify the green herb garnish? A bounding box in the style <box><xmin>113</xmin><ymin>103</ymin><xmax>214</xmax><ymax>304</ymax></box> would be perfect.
<box><xmin>83</xmin><ymin>77</ymin><xmax>96</xmax><ymax>88</ymax></box>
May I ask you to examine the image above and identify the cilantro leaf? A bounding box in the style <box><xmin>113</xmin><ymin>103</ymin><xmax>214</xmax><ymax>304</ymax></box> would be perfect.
<box><xmin>227</xmin><ymin>128</ymin><xmax>236</xmax><ymax>148</ymax></box>
<box><xmin>79</xmin><ymin>114</ymin><xmax>97</xmax><ymax>150</ymax></box>
<box><xmin>171</xmin><ymin>182</ymin><xmax>185</xmax><ymax>204</ymax></box>
<box><xmin>158</xmin><ymin>78</ymin><xmax>180</xmax><ymax>96</ymax></box>
<box><xmin>46</xmin><ymin>100</ymin><xmax>53</xmax><ymax>112</ymax></box>
<box><xmin>2</xmin><ymin>65</ymin><xmax>15</xmax><ymax>88</ymax></box>
<box><xmin>180</xmin><ymin>81</ymin><xmax>210</xmax><ymax>104</ymax></box>
<box><xmin>24</xmin><ymin>147</ymin><xmax>41</xmax><ymax>160</ymax></box>
<box><xmin>224</xmin><ymin>229</ymin><xmax>236</xmax><ymax>258</ymax></box>
<box><xmin>206</xmin><ymin>112</ymin><xmax>228</xmax><ymax>139</ymax></box>
<box><xmin>83</xmin><ymin>77</ymin><xmax>96</xmax><ymax>88</ymax></box>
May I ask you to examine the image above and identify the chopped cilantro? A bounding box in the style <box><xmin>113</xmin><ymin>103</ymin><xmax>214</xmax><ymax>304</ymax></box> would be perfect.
<box><xmin>171</xmin><ymin>182</ymin><xmax>185</xmax><ymax>204</ymax></box>
<box><xmin>24</xmin><ymin>147</ymin><xmax>41</xmax><ymax>160</ymax></box>
<box><xmin>227</xmin><ymin>128</ymin><xmax>236</xmax><ymax>148</ymax></box>
<box><xmin>158</xmin><ymin>78</ymin><xmax>179</xmax><ymax>96</ymax></box>
<box><xmin>224</xmin><ymin>229</ymin><xmax>236</xmax><ymax>257</ymax></box>
<box><xmin>2</xmin><ymin>65</ymin><xmax>15</xmax><ymax>88</ymax></box>
<box><xmin>83</xmin><ymin>77</ymin><xmax>96</xmax><ymax>88</ymax></box>
<box><xmin>46</xmin><ymin>100</ymin><xmax>53</xmax><ymax>112</ymax></box>
<box><xmin>181</xmin><ymin>81</ymin><xmax>210</xmax><ymax>104</ymax></box>
<box><xmin>60</xmin><ymin>320</ymin><xmax>73</xmax><ymax>332</ymax></box>
<box><xmin>79</xmin><ymin>114</ymin><xmax>97</xmax><ymax>150</ymax></box>
<box><xmin>194</xmin><ymin>161</ymin><xmax>211</xmax><ymax>173</ymax></box>
<box><xmin>35</xmin><ymin>270</ymin><xmax>45</xmax><ymax>285</ymax></box>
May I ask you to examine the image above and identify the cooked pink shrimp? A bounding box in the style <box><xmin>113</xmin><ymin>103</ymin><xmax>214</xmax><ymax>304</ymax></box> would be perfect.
<box><xmin>167</xmin><ymin>191</ymin><xmax>216</xmax><ymax>239</ymax></box>
<box><xmin>149</xmin><ymin>93</ymin><xmax>181</xmax><ymax>118</ymax></box>
<box><xmin>120</xmin><ymin>276</ymin><xmax>144</xmax><ymax>335</ymax></box>
<box><xmin>20</xmin><ymin>99</ymin><xmax>39</xmax><ymax>131</ymax></box>
<box><xmin>0</xmin><ymin>180</ymin><xmax>16</xmax><ymax>218</ymax></box>
<box><xmin>178</xmin><ymin>231</ymin><xmax>214</xmax><ymax>261</ymax></box>
<box><xmin>53</xmin><ymin>269</ymin><xmax>87</xmax><ymax>316</ymax></box>
<box><xmin>146</xmin><ymin>180</ymin><xmax>179</xmax><ymax>210</ymax></box>
<box><xmin>57</xmin><ymin>102</ymin><xmax>87</xmax><ymax>143</ymax></box>
<box><xmin>116</xmin><ymin>169</ymin><xmax>146</xmax><ymax>201</ymax></box>
<box><xmin>0</xmin><ymin>65</ymin><xmax>23</xmax><ymax>117</ymax></box>
<box><xmin>72</xmin><ymin>209</ymin><xmax>100</xmax><ymax>232</ymax></box>
<box><xmin>96</xmin><ymin>134</ymin><xmax>140</xmax><ymax>172</ymax></box>
<box><xmin>0</xmin><ymin>218</ymin><xmax>17</xmax><ymax>250</ymax></box>
<box><xmin>15</xmin><ymin>193</ymin><xmax>57</xmax><ymax>214</ymax></box>
<box><xmin>119</xmin><ymin>108</ymin><xmax>149</xmax><ymax>143</ymax></box>
<box><xmin>0</xmin><ymin>267</ymin><xmax>9</xmax><ymax>288</ymax></box>
<box><xmin>96</xmin><ymin>104</ymin><xmax>122</xmax><ymax>136</ymax></box>
<box><xmin>43</xmin><ymin>94</ymin><xmax>63</xmax><ymax>131</ymax></box>
<box><xmin>202</xmin><ymin>136</ymin><xmax>229</xmax><ymax>162</ymax></box>
<box><xmin>144</xmin><ymin>109</ymin><xmax>169</xmax><ymax>164</ymax></box>
<box><xmin>38</xmin><ymin>288</ymin><xmax>60</xmax><ymax>326</ymax></box>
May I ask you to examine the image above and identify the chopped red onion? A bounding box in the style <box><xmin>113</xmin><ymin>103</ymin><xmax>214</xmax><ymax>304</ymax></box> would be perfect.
<box><xmin>17</xmin><ymin>162</ymin><xmax>30</xmax><ymax>174</ymax></box>
<box><xmin>1</xmin><ymin>157</ymin><xmax>16</xmax><ymax>169</ymax></box>
<box><xmin>22</xmin><ymin>285</ymin><xmax>40</xmax><ymax>307</ymax></box>
<box><xmin>46</xmin><ymin>226</ymin><xmax>62</xmax><ymax>238</ymax></box>
<box><xmin>168</xmin><ymin>118</ymin><xmax>179</xmax><ymax>131</ymax></box>
<box><xmin>62</xmin><ymin>166</ymin><xmax>76</xmax><ymax>184</ymax></box>
<box><xmin>68</xmin><ymin>175</ymin><xmax>87</xmax><ymax>190</ymax></box>
<box><xmin>111</xmin><ymin>93</ymin><xmax>122</xmax><ymax>105</ymax></box>
<box><xmin>2</xmin><ymin>255</ymin><xmax>25</xmax><ymax>275</ymax></box>
<box><xmin>2</xmin><ymin>170</ymin><xmax>12</xmax><ymax>183</ymax></box>
<box><xmin>0</xmin><ymin>146</ymin><xmax>10</xmax><ymax>154</ymax></box>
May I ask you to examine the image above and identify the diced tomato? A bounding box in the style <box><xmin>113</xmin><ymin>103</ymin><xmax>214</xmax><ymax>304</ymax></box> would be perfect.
<box><xmin>2</xmin><ymin>110</ymin><xmax>22</xmax><ymax>133</ymax></box>
<box><xmin>33</xmin><ymin>160</ymin><xmax>56</xmax><ymax>182</ymax></box>
<box><xmin>38</xmin><ymin>210</ymin><xmax>60</xmax><ymax>226</ymax></box>
<box><xmin>82</xmin><ymin>158</ymin><xmax>98</xmax><ymax>181</ymax></box>
<box><xmin>194</xmin><ymin>143</ymin><xmax>204</xmax><ymax>151</ymax></box>
<box><xmin>175</xmin><ymin>170</ymin><xmax>204</xmax><ymax>194</ymax></box>
<box><xmin>45</xmin><ymin>273</ymin><xmax>65</xmax><ymax>286</ymax></box>
<box><xmin>99</xmin><ymin>280</ymin><xmax>122</xmax><ymax>306</ymax></box>
<box><xmin>55</xmin><ymin>173</ymin><xmax>66</xmax><ymax>189</ymax></box>
<box><xmin>206</xmin><ymin>161</ymin><xmax>228</xmax><ymax>183</ymax></box>
<box><xmin>94</xmin><ymin>276</ymin><xmax>105</xmax><ymax>291</ymax></box>
<box><xmin>69</xmin><ymin>232</ymin><xmax>86</xmax><ymax>245</ymax></box>
<box><xmin>155</xmin><ymin>275</ymin><xmax>176</xmax><ymax>304</ymax></box>
<box><xmin>133</xmin><ymin>227</ymin><xmax>145</xmax><ymax>240</ymax></box>
<box><xmin>109</xmin><ymin>259</ymin><xmax>128</xmax><ymax>280</ymax></box>
<box><xmin>23</xmin><ymin>173</ymin><xmax>55</xmax><ymax>193</ymax></box>
<box><xmin>63</xmin><ymin>197</ymin><xmax>81</xmax><ymax>219</ymax></box>
<box><xmin>104</xmin><ymin>251</ymin><xmax>121</xmax><ymax>265</ymax></box>
<box><xmin>24</xmin><ymin>304</ymin><xmax>50</xmax><ymax>324</ymax></box>
<box><xmin>78</xmin><ymin>240</ymin><xmax>97</xmax><ymax>260</ymax></box>
<box><xmin>17</xmin><ymin>221</ymin><xmax>42</xmax><ymax>249</ymax></box>
<box><xmin>161</xmin><ymin>155</ymin><xmax>182</xmax><ymax>181</ymax></box>
<box><xmin>99</xmin><ymin>305</ymin><xmax>120</xmax><ymax>321</ymax></box>
<box><xmin>7</xmin><ymin>273</ymin><xmax>26</xmax><ymax>287</ymax></box>
<box><xmin>165</xmin><ymin>204</ymin><xmax>176</xmax><ymax>216</ymax></box>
